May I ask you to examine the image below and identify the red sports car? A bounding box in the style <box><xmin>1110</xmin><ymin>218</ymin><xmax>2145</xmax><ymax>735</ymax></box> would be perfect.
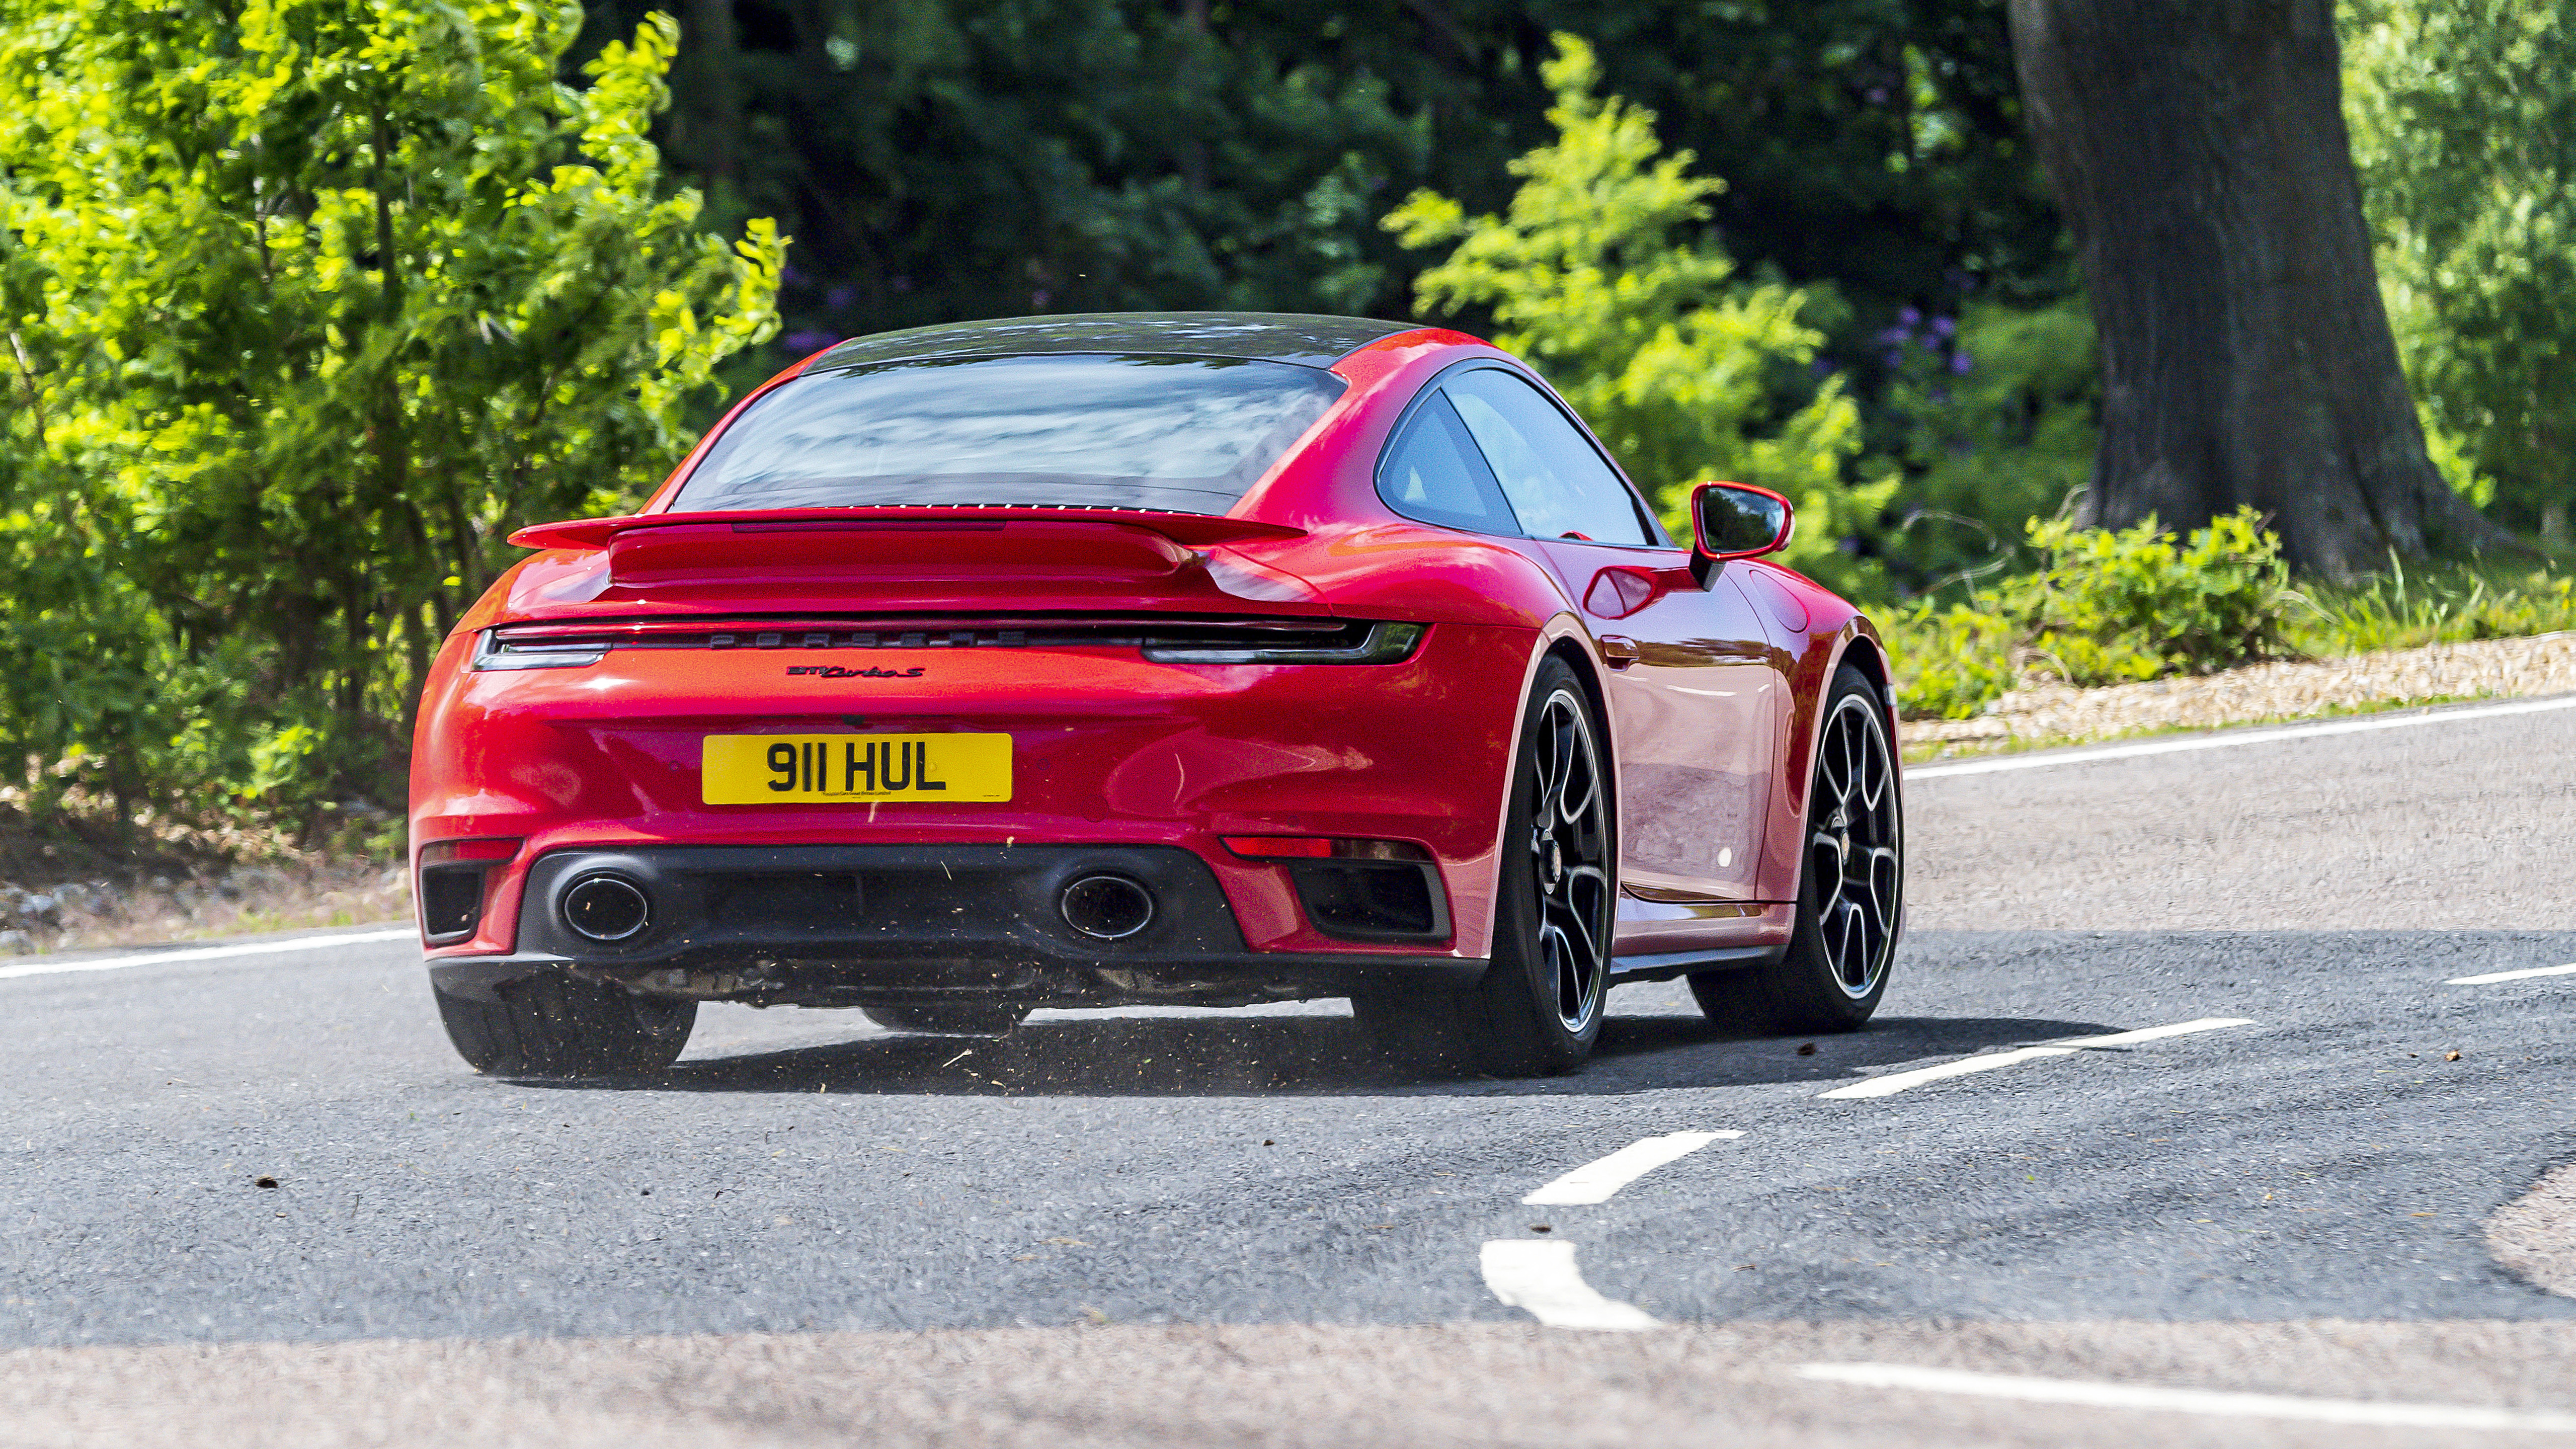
<box><xmin>409</xmin><ymin>312</ymin><xmax>1903</xmax><ymax>1078</ymax></box>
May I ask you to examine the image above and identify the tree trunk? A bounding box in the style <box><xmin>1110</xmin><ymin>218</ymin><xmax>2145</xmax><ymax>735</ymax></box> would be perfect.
<box><xmin>2006</xmin><ymin>0</ymin><xmax>2511</xmax><ymax>577</ymax></box>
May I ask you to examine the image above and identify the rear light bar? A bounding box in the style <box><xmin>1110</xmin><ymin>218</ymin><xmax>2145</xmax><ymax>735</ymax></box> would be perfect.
<box><xmin>417</xmin><ymin>837</ymin><xmax>521</xmax><ymax>943</ymax></box>
<box><xmin>1221</xmin><ymin>836</ymin><xmax>1433</xmax><ymax>862</ymax></box>
<box><xmin>1141</xmin><ymin>621</ymin><xmax>1422</xmax><ymax>665</ymax></box>
<box><xmin>472</xmin><ymin>618</ymin><xmax>1426</xmax><ymax>670</ymax></box>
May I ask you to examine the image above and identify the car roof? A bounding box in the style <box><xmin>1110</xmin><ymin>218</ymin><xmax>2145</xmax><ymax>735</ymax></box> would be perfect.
<box><xmin>804</xmin><ymin>311</ymin><xmax>1416</xmax><ymax>371</ymax></box>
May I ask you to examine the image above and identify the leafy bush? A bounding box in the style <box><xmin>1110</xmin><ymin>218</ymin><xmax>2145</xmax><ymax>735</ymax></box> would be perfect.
<box><xmin>1384</xmin><ymin>34</ymin><xmax>1894</xmax><ymax>601</ymax></box>
<box><xmin>1877</xmin><ymin>294</ymin><xmax>2100</xmax><ymax>593</ymax></box>
<box><xmin>0</xmin><ymin>0</ymin><xmax>781</xmax><ymax>831</ymax></box>
<box><xmin>1892</xmin><ymin>508</ymin><xmax>2296</xmax><ymax>716</ymax></box>
<box><xmin>2345</xmin><ymin>0</ymin><xmax>2576</xmax><ymax>541</ymax></box>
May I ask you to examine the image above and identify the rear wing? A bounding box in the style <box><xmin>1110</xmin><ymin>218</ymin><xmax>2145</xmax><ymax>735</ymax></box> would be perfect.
<box><xmin>508</xmin><ymin>506</ymin><xmax>1306</xmax><ymax>552</ymax></box>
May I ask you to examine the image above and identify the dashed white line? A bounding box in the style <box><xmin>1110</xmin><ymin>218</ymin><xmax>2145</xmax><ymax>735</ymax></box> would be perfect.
<box><xmin>1479</xmin><ymin>1240</ymin><xmax>1658</xmax><ymax>1331</ymax></box>
<box><xmin>1794</xmin><ymin>1362</ymin><xmax>2576</xmax><ymax>1432</ymax></box>
<box><xmin>0</xmin><ymin>928</ymin><xmax>414</xmax><ymax>983</ymax></box>
<box><xmin>1521</xmin><ymin>1131</ymin><xmax>1742</xmax><ymax>1205</ymax></box>
<box><xmin>2448</xmin><ymin>962</ymin><xmax>2576</xmax><ymax>985</ymax></box>
<box><xmin>1817</xmin><ymin>1018</ymin><xmax>2256</xmax><ymax>1099</ymax></box>
<box><xmin>1906</xmin><ymin>693</ymin><xmax>2576</xmax><ymax>780</ymax></box>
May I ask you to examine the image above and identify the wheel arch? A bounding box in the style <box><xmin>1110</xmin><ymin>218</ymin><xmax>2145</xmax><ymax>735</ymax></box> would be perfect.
<box><xmin>1469</xmin><ymin>623</ymin><xmax>1621</xmax><ymax>963</ymax></box>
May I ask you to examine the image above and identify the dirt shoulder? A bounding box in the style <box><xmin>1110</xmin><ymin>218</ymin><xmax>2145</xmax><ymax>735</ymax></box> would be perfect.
<box><xmin>1904</xmin><ymin>631</ymin><xmax>2576</xmax><ymax>757</ymax></box>
<box><xmin>0</xmin><ymin>823</ymin><xmax>406</xmax><ymax>956</ymax></box>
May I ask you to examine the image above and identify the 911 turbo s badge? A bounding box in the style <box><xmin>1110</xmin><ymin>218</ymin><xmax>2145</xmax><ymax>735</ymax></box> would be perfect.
<box><xmin>785</xmin><ymin>665</ymin><xmax>927</xmax><ymax>679</ymax></box>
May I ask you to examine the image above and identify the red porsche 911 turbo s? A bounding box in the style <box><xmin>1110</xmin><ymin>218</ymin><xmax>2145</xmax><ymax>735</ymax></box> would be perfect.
<box><xmin>409</xmin><ymin>312</ymin><xmax>1903</xmax><ymax>1079</ymax></box>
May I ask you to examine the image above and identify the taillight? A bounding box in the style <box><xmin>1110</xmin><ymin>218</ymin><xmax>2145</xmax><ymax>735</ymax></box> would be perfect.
<box><xmin>472</xmin><ymin>629</ymin><xmax>607</xmax><ymax>671</ymax></box>
<box><xmin>417</xmin><ymin>838</ymin><xmax>520</xmax><ymax>943</ymax></box>
<box><xmin>1141</xmin><ymin>621</ymin><xmax>1423</xmax><ymax>665</ymax></box>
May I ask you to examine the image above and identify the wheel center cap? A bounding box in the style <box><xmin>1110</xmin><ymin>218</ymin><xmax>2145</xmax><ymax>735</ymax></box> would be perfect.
<box><xmin>1541</xmin><ymin>836</ymin><xmax>1564</xmax><ymax>886</ymax></box>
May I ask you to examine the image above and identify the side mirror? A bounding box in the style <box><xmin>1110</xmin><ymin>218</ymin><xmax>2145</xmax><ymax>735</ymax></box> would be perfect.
<box><xmin>1689</xmin><ymin>481</ymin><xmax>1794</xmax><ymax>583</ymax></box>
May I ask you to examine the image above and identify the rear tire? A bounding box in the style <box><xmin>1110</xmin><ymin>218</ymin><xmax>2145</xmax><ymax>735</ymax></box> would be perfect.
<box><xmin>1354</xmin><ymin>656</ymin><xmax>1613</xmax><ymax>1076</ymax></box>
<box><xmin>1689</xmin><ymin>665</ymin><xmax>1902</xmax><ymax>1034</ymax></box>
<box><xmin>860</xmin><ymin>1004</ymin><xmax>1028</xmax><ymax>1036</ymax></box>
<box><xmin>434</xmin><ymin>971</ymin><xmax>696</xmax><ymax>1077</ymax></box>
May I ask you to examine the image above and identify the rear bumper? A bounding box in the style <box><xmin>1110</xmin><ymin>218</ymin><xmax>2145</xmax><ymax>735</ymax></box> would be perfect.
<box><xmin>429</xmin><ymin>842</ymin><xmax>1485</xmax><ymax>1009</ymax></box>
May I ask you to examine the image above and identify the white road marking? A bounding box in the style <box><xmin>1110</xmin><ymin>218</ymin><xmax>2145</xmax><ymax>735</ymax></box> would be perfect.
<box><xmin>1818</xmin><ymin>1018</ymin><xmax>2255</xmax><ymax>1099</ymax></box>
<box><xmin>1794</xmin><ymin>1362</ymin><xmax>2576</xmax><ymax>1432</ymax></box>
<box><xmin>1907</xmin><ymin>693</ymin><xmax>2576</xmax><ymax>780</ymax></box>
<box><xmin>2449</xmin><ymin>962</ymin><xmax>2576</xmax><ymax>985</ymax></box>
<box><xmin>1479</xmin><ymin>1240</ymin><xmax>1659</xmax><ymax>1331</ymax></box>
<box><xmin>0</xmin><ymin>928</ymin><xmax>414</xmax><ymax>984</ymax></box>
<box><xmin>1521</xmin><ymin>1131</ymin><xmax>1743</xmax><ymax>1205</ymax></box>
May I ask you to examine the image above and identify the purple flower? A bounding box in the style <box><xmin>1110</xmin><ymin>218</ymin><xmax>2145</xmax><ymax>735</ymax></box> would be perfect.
<box><xmin>782</xmin><ymin>264</ymin><xmax>808</xmax><ymax>286</ymax></box>
<box><xmin>783</xmin><ymin>330</ymin><xmax>840</xmax><ymax>354</ymax></box>
<box><xmin>825</xmin><ymin>285</ymin><xmax>856</xmax><ymax>311</ymax></box>
<box><xmin>1031</xmin><ymin>289</ymin><xmax>1052</xmax><ymax>308</ymax></box>
<box><xmin>1865</xmin><ymin>86</ymin><xmax>1889</xmax><ymax>105</ymax></box>
<box><xmin>1930</xmin><ymin>315</ymin><xmax>1957</xmax><ymax>339</ymax></box>
<box><xmin>1883</xmin><ymin>350</ymin><xmax>1905</xmax><ymax>370</ymax></box>
<box><xmin>1875</xmin><ymin>326</ymin><xmax>1910</xmax><ymax>346</ymax></box>
<box><xmin>1898</xmin><ymin>306</ymin><xmax>1922</xmax><ymax>328</ymax></box>
<box><xmin>1949</xmin><ymin>352</ymin><xmax>1974</xmax><ymax>375</ymax></box>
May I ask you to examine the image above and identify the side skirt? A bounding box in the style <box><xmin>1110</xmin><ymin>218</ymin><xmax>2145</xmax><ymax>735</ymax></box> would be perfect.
<box><xmin>1605</xmin><ymin>942</ymin><xmax>1789</xmax><ymax>986</ymax></box>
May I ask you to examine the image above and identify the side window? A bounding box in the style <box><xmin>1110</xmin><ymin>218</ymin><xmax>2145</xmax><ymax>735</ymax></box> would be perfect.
<box><xmin>1376</xmin><ymin>390</ymin><xmax>1522</xmax><ymax>535</ymax></box>
<box><xmin>1444</xmin><ymin>368</ymin><xmax>1658</xmax><ymax>545</ymax></box>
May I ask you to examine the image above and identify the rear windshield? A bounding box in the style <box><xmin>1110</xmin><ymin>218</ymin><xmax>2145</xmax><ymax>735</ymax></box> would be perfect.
<box><xmin>670</xmin><ymin>353</ymin><xmax>1347</xmax><ymax>515</ymax></box>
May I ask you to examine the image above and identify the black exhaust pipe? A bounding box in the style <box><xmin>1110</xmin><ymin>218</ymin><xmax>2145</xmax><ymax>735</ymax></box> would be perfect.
<box><xmin>1058</xmin><ymin>874</ymin><xmax>1155</xmax><ymax>940</ymax></box>
<box><xmin>561</xmin><ymin>872</ymin><xmax>652</xmax><ymax>943</ymax></box>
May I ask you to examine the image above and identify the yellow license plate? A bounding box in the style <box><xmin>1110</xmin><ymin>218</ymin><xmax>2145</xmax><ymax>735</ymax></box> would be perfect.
<box><xmin>701</xmin><ymin>734</ymin><xmax>1013</xmax><ymax>803</ymax></box>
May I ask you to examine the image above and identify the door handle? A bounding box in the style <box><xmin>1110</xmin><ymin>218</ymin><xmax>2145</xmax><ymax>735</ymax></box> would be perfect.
<box><xmin>1596</xmin><ymin>634</ymin><xmax>1640</xmax><ymax>669</ymax></box>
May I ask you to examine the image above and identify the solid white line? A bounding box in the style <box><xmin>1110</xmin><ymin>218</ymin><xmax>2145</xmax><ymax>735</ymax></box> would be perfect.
<box><xmin>1818</xmin><ymin>1018</ymin><xmax>2255</xmax><ymax>1099</ymax></box>
<box><xmin>1818</xmin><ymin>1045</ymin><xmax>2077</xmax><ymax>1099</ymax></box>
<box><xmin>0</xmin><ymin>928</ymin><xmax>414</xmax><ymax>983</ymax></box>
<box><xmin>2449</xmin><ymin>962</ymin><xmax>2576</xmax><ymax>985</ymax></box>
<box><xmin>1479</xmin><ymin>1240</ymin><xmax>1659</xmax><ymax>1331</ymax></box>
<box><xmin>1794</xmin><ymin>1362</ymin><xmax>2576</xmax><ymax>1432</ymax></box>
<box><xmin>1521</xmin><ymin>1131</ymin><xmax>1743</xmax><ymax>1206</ymax></box>
<box><xmin>1908</xmin><ymin>693</ymin><xmax>2576</xmax><ymax>780</ymax></box>
<box><xmin>2047</xmin><ymin>1017</ymin><xmax>2259</xmax><ymax>1049</ymax></box>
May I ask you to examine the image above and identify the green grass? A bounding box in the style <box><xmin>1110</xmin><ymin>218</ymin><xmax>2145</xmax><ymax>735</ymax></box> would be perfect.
<box><xmin>2283</xmin><ymin>558</ymin><xmax>2576</xmax><ymax>656</ymax></box>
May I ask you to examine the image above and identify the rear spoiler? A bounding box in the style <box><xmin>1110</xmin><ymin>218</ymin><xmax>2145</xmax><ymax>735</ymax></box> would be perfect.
<box><xmin>509</xmin><ymin>506</ymin><xmax>1307</xmax><ymax>552</ymax></box>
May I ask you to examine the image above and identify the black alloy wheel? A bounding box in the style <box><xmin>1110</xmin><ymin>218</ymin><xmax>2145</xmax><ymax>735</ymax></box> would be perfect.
<box><xmin>1690</xmin><ymin>664</ymin><xmax>1903</xmax><ymax>1032</ymax></box>
<box><xmin>433</xmin><ymin>970</ymin><xmax>698</xmax><ymax>1077</ymax></box>
<box><xmin>1353</xmin><ymin>656</ymin><xmax>1613</xmax><ymax>1075</ymax></box>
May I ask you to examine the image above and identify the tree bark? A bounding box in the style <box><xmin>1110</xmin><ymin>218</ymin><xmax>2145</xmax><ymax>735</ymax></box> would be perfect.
<box><xmin>2007</xmin><ymin>0</ymin><xmax>2510</xmax><ymax>577</ymax></box>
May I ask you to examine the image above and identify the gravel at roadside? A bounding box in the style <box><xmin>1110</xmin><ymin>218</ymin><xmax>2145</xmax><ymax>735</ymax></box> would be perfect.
<box><xmin>1904</xmin><ymin>631</ymin><xmax>2576</xmax><ymax>752</ymax></box>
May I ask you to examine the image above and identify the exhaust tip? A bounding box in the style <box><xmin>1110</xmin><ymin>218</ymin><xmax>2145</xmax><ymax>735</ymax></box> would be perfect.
<box><xmin>1059</xmin><ymin>874</ymin><xmax>1155</xmax><ymax>941</ymax></box>
<box><xmin>561</xmin><ymin>873</ymin><xmax>652</xmax><ymax>943</ymax></box>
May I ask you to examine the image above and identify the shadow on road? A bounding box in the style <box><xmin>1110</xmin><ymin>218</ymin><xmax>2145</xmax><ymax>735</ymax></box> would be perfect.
<box><xmin>515</xmin><ymin>1009</ymin><xmax>2119</xmax><ymax>1099</ymax></box>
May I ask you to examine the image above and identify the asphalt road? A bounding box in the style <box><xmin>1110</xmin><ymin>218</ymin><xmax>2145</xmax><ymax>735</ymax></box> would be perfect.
<box><xmin>3</xmin><ymin>699</ymin><xmax>2573</xmax><ymax>1446</ymax></box>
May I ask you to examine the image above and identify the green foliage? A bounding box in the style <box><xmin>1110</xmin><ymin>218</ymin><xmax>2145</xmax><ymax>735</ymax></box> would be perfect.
<box><xmin>2345</xmin><ymin>0</ymin><xmax>2576</xmax><ymax>540</ymax></box>
<box><xmin>2007</xmin><ymin>509</ymin><xmax>2296</xmax><ymax>686</ymax></box>
<box><xmin>1885</xmin><ymin>602</ymin><xmax>2020</xmax><ymax>721</ymax></box>
<box><xmin>1877</xmin><ymin>294</ymin><xmax>2099</xmax><ymax>592</ymax></box>
<box><xmin>0</xmin><ymin>0</ymin><xmax>780</xmax><ymax>826</ymax></box>
<box><xmin>1892</xmin><ymin>508</ymin><xmax>2297</xmax><ymax>716</ymax></box>
<box><xmin>573</xmin><ymin>0</ymin><xmax>2060</xmax><ymax>388</ymax></box>
<box><xmin>1385</xmin><ymin>35</ymin><xmax>1893</xmax><ymax>599</ymax></box>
